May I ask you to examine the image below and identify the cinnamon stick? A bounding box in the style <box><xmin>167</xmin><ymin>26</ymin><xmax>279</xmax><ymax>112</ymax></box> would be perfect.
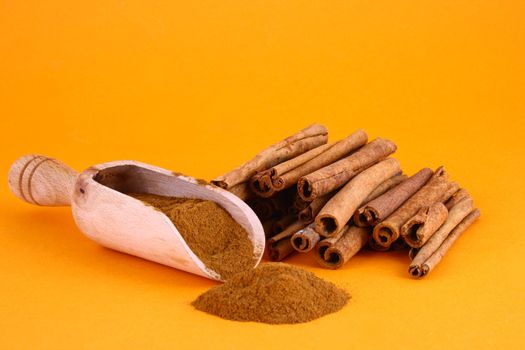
<box><xmin>250</xmin><ymin>130</ymin><xmax>368</xmax><ymax>197</ymax></box>
<box><xmin>315</xmin><ymin>158</ymin><xmax>401</xmax><ymax>237</ymax></box>
<box><xmin>369</xmin><ymin>232</ymin><xmax>410</xmax><ymax>252</ymax></box>
<box><xmin>314</xmin><ymin>225</ymin><xmax>349</xmax><ymax>266</ymax></box>
<box><xmin>354</xmin><ymin>168</ymin><xmax>433</xmax><ymax>227</ymax></box>
<box><xmin>442</xmin><ymin>182</ymin><xmax>460</xmax><ymax>202</ymax></box>
<box><xmin>268</xmin><ymin>219</ymin><xmax>309</xmax><ymax>261</ymax></box>
<box><xmin>269</xmin><ymin>238</ymin><xmax>295</xmax><ymax>261</ymax></box>
<box><xmin>212</xmin><ymin>124</ymin><xmax>328</xmax><ymax>189</ymax></box>
<box><xmin>361</xmin><ymin>173</ymin><xmax>407</xmax><ymax>204</ymax></box>
<box><xmin>372</xmin><ymin>167</ymin><xmax>456</xmax><ymax>248</ymax></box>
<box><xmin>318</xmin><ymin>226</ymin><xmax>369</xmax><ymax>269</ymax></box>
<box><xmin>297</xmin><ymin>138</ymin><xmax>397</xmax><ymax>201</ymax></box>
<box><xmin>297</xmin><ymin>193</ymin><xmax>334</xmax><ymax>223</ymax></box>
<box><xmin>445</xmin><ymin>188</ymin><xmax>470</xmax><ymax>210</ymax></box>
<box><xmin>409</xmin><ymin>207</ymin><xmax>480</xmax><ymax>278</ymax></box>
<box><xmin>227</xmin><ymin>182</ymin><xmax>253</xmax><ymax>201</ymax></box>
<box><xmin>290</xmin><ymin>224</ymin><xmax>320</xmax><ymax>252</ymax></box>
<box><xmin>401</xmin><ymin>202</ymin><xmax>449</xmax><ymax>248</ymax></box>
<box><xmin>268</xmin><ymin>220</ymin><xmax>309</xmax><ymax>245</ymax></box>
<box><xmin>368</xmin><ymin>235</ymin><xmax>389</xmax><ymax>252</ymax></box>
<box><xmin>408</xmin><ymin>197</ymin><xmax>474</xmax><ymax>274</ymax></box>
<box><xmin>249</xmin><ymin>143</ymin><xmax>332</xmax><ymax>198</ymax></box>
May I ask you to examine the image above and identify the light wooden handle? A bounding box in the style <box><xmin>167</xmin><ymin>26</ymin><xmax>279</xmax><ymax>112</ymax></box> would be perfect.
<box><xmin>8</xmin><ymin>154</ymin><xmax>78</xmax><ymax>206</ymax></box>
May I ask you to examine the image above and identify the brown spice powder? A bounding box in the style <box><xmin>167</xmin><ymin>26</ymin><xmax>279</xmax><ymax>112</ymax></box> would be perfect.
<box><xmin>192</xmin><ymin>262</ymin><xmax>349</xmax><ymax>324</ymax></box>
<box><xmin>130</xmin><ymin>193</ymin><xmax>255</xmax><ymax>280</ymax></box>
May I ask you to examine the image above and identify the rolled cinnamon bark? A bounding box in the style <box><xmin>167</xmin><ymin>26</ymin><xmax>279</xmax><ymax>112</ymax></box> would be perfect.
<box><xmin>297</xmin><ymin>138</ymin><xmax>397</xmax><ymax>201</ymax></box>
<box><xmin>290</xmin><ymin>224</ymin><xmax>320</xmax><ymax>252</ymax></box>
<box><xmin>368</xmin><ymin>235</ymin><xmax>390</xmax><ymax>251</ymax></box>
<box><xmin>318</xmin><ymin>226</ymin><xmax>369</xmax><ymax>269</ymax></box>
<box><xmin>250</xmin><ymin>130</ymin><xmax>368</xmax><ymax>197</ymax></box>
<box><xmin>401</xmin><ymin>202</ymin><xmax>449</xmax><ymax>248</ymax></box>
<box><xmin>227</xmin><ymin>182</ymin><xmax>253</xmax><ymax>201</ymax></box>
<box><xmin>297</xmin><ymin>192</ymin><xmax>334</xmax><ymax>223</ymax></box>
<box><xmin>354</xmin><ymin>168</ymin><xmax>433</xmax><ymax>227</ymax></box>
<box><xmin>443</xmin><ymin>182</ymin><xmax>461</xmax><ymax>201</ymax></box>
<box><xmin>314</xmin><ymin>225</ymin><xmax>349</xmax><ymax>266</ymax></box>
<box><xmin>361</xmin><ymin>173</ymin><xmax>407</xmax><ymax>204</ymax></box>
<box><xmin>269</xmin><ymin>238</ymin><xmax>295</xmax><ymax>261</ymax></box>
<box><xmin>267</xmin><ymin>220</ymin><xmax>309</xmax><ymax>245</ymax></box>
<box><xmin>372</xmin><ymin>167</ymin><xmax>453</xmax><ymax>248</ymax></box>
<box><xmin>370</xmin><ymin>233</ymin><xmax>410</xmax><ymax>252</ymax></box>
<box><xmin>445</xmin><ymin>188</ymin><xmax>470</xmax><ymax>210</ymax></box>
<box><xmin>408</xmin><ymin>197</ymin><xmax>474</xmax><ymax>275</ymax></box>
<box><xmin>249</xmin><ymin>143</ymin><xmax>332</xmax><ymax>198</ymax></box>
<box><xmin>212</xmin><ymin>124</ymin><xmax>328</xmax><ymax>189</ymax></box>
<box><xmin>268</xmin><ymin>219</ymin><xmax>310</xmax><ymax>261</ymax></box>
<box><xmin>315</xmin><ymin>158</ymin><xmax>401</xmax><ymax>237</ymax></box>
<box><xmin>409</xmin><ymin>208</ymin><xmax>480</xmax><ymax>278</ymax></box>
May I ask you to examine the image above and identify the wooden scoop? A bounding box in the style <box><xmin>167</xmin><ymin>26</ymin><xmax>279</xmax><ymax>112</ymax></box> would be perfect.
<box><xmin>8</xmin><ymin>155</ymin><xmax>265</xmax><ymax>281</ymax></box>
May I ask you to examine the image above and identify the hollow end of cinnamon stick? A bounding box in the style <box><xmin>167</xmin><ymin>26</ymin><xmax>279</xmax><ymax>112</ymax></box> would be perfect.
<box><xmin>354</xmin><ymin>207</ymin><xmax>380</xmax><ymax>227</ymax></box>
<box><xmin>404</xmin><ymin>221</ymin><xmax>423</xmax><ymax>247</ymax></box>
<box><xmin>368</xmin><ymin>235</ymin><xmax>389</xmax><ymax>251</ymax></box>
<box><xmin>408</xmin><ymin>265</ymin><xmax>424</xmax><ymax>279</ymax></box>
<box><xmin>316</xmin><ymin>226</ymin><xmax>369</xmax><ymax>268</ymax></box>
<box><xmin>372</xmin><ymin>223</ymin><xmax>397</xmax><ymax>248</ymax></box>
<box><xmin>291</xmin><ymin>236</ymin><xmax>307</xmax><ymax>251</ymax></box>
<box><xmin>314</xmin><ymin>241</ymin><xmax>332</xmax><ymax>266</ymax></box>
<box><xmin>272</xmin><ymin>176</ymin><xmax>286</xmax><ymax>191</ymax></box>
<box><xmin>354</xmin><ymin>210</ymin><xmax>370</xmax><ymax>227</ymax></box>
<box><xmin>402</xmin><ymin>202</ymin><xmax>449</xmax><ymax>248</ymax></box>
<box><xmin>291</xmin><ymin>225</ymin><xmax>321</xmax><ymax>253</ymax></box>
<box><xmin>249</xmin><ymin>174</ymin><xmax>275</xmax><ymax>198</ymax></box>
<box><xmin>315</xmin><ymin>214</ymin><xmax>340</xmax><ymax>237</ymax></box>
<box><xmin>297</xmin><ymin>178</ymin><xmax>315</xmax><ymax>201</ymax></box>
<box><xmin>320</xmin><ymin>249</ymin><xmax>343</xmax><ymax>269</ymax></box>
<box><xmin>293</xmin><ymin>236</ymin><xmax>313</xmax><ymax>252</ymax></box>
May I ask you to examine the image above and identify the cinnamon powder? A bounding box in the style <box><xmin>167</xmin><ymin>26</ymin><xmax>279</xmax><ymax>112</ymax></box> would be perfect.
<box><xmin>130</xmin><ymin>193</ymin><xmax>255</xmax><ymax>280</ymax></box>
<box><xmin>192</xmin><ymin>263</ymin><xmax>349</xmax><ymax>324</ymax></box>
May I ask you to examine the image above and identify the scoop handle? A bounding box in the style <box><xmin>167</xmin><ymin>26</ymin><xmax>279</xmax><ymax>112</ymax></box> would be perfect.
<box><xmin>8</xmin><ymin>154</ymin><xmax>78</xmax><ymax>206</ymax></box>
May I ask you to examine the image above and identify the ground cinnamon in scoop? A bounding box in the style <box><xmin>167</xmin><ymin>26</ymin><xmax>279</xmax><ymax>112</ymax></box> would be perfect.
<box><xmin>130</xmin><ymin>193</ymin><xmax>255</xmax><ymax>280</ymax></box>
<box><xmin>192</xmin><ymin>263</ymin><xmax>349</xmax><ymax>324</ymax></box>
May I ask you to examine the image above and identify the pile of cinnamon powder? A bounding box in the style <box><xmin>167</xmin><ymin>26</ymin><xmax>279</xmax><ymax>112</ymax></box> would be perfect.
<box><xmin>192</xmin><ymin>263</ymin><xmax>349</xmax><ymax>324</ymax></box>
<box><xmin>130</xmin><ymin>193</ymin><xmax>255</xmax><ymax>280</ymax></box>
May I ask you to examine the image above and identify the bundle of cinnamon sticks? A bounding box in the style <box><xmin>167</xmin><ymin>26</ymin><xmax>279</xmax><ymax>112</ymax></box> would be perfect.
<box><xmin>212</xmin><ymin>124</ymin><xmax>480</xmax><ymax>278</ymax></box>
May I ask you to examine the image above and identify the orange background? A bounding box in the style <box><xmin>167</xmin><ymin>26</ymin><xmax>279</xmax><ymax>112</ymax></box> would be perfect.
<box><xmin>1</xmin><ymin>1</ymin><xmax>524</xmax><ymax>349</ymax></box>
